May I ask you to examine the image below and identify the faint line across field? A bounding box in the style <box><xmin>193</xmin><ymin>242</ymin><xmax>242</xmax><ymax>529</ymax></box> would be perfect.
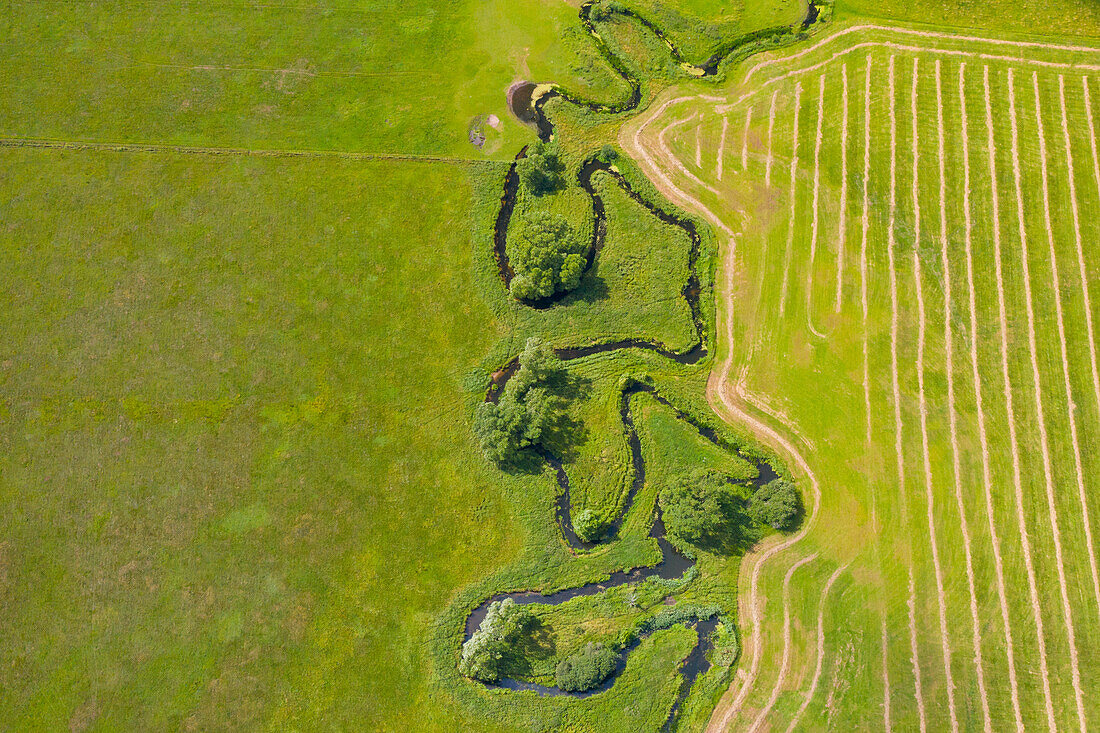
<box><xmin>806</xmin><ymin>74</ymin><xmax>828</xmax><ymax>339</ymax></box>
<box><xmin>778</xmin><ymin>82</ymin><xmax>803</xmax><ymax>317</ymax></box>
<box><xmin>0</xmin><ymin>136</ymin><xmax>497</xmax><ymax>165</ymax></box>
<box><xmin>911</xmin><ymin>55</ymin><xmax>959</xmax><ymax>733</ymax></box>
<box><xmin>961</xmin><ymin>62</ymin><xmax>1024</xmax><ymax>731</ymax></box>
<box><xmin>747</xmin><ymin>553</ymin><xmax>818</xmax><ymax>733</ymax></box>
<box><xmin>786</xmin><ymin>562</ymin><xmax>850</xmax><ymax>733</ymax></box>
<box><xmin>887</xmin><ymin>52</ymin><xmax>927</xmax><ymax>733</ymax></box>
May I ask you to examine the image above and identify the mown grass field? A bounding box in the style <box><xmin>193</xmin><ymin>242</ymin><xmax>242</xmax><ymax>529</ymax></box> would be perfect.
<box><xmin>0</xmin><ymin>0</ymin><xmax>812</xmax><ymax>730</ymax></box>
<box><xmin>629</xmin><ymin>21</ymin><xmax>1100</xmax><ymax>731</ymax></box>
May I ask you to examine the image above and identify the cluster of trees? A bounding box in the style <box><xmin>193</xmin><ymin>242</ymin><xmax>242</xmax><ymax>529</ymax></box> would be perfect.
<box><xmin>458</xmin><ymin>598</ymin><xmax>534</xmax><ymax>683</ymax></box>
<box><xmin>474</xmin><ymin>337</ymin><xmax>564</xmax><ymax>466</ymax></box>
<box><xmin>660</xmin><ymin>470</ymin><xmax>803</xmax><ymax>549</ymax></box>
<box><xmin>509</xmin><ymin>212</ymin><xmax>587</xmax><ymax>302</ymax></box>
<box><xmin>509</xmin><ymin>140</ymin><xmax>588</xmax><ymax>302</ymax></box>
<box><xmin>554</xmin><ymin>642</ymin><xmax>618</xmax><ymax>692</ymax></box>
<box><xmin>748</xmin><ymin>478</ymin><xmax>801</xmax><ymax>531</ymax></box>
<box><xmin>658</xmin><ymin>469</ymin><xmax>729</xmax><ymax>548</ymax></box>
<box><xmin>516</xmin><ymin>140</ymin><xmax>565</xmax><ymax>195</ymax></box>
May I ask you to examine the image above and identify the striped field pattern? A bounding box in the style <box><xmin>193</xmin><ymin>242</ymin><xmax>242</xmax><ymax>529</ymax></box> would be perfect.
<box><xmin>624</xmin><ymin>23</ymin><xmax>1100</xmax><ymax>732</ymax></box>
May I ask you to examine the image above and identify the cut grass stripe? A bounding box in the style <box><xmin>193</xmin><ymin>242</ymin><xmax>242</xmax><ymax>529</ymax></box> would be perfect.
<box><xmin>988</xmin><ymin>65</ymin><xmax>1057</xmax><ymax>733</ymax></box>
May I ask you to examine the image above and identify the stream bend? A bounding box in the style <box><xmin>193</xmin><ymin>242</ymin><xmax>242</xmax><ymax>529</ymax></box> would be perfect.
<box><xmin>464</xmin><ymin>380</ymin><xmax>776</xmax><ymax>728</ymax></box>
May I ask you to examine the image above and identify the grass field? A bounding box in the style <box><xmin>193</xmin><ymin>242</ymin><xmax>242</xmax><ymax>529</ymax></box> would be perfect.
<box><xmin>10</xmin><ymin>0</ymin><xmax>1100</xmax><ymax>730</ymax></box>
<box><xmin>627</xmin><ymin>22</ymin><xmax>1100</xmax><ymax>731</ymax></box>
<box><xmin>0</xmin><ymin>0</ymin><xmax>805</xmax><ymax>730</ymax></box>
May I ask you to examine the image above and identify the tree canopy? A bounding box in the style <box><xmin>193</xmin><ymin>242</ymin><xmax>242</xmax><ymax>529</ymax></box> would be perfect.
<box><xmin>509</xmin><ymin>212</ymin><xmax>588</xmax><ymax>301</ymax></box>
<box><xmin>554</xmin><ymin>642</ymin><xmax>618</xmax><ymax>692</ymax></box>
<box><xmin>474</xmin><ymin>337</ymin><xmax>566</xmax><ymax>466</ymax></box>
<box><xmin>458</xmin><ymin>598</ymin><xmax>534</xmax><ymax>683</ymax></box>
<box><xmin>748</xmin><ymin>478</ymin><xmax>801</xmax><ymax>531</ymax></box>
<box><xmin>658</xmin><ymin>469</ymin><xmax>729</xmax><ymax>547</ymax></box>
<box><xmin>516</xmin><ymin>140</ymin><xmax>566</xmax><ymax>196</ymax></box>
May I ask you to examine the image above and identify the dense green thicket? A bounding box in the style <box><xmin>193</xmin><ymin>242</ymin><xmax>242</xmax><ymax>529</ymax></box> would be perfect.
<box><xmin>748</xmin><ymin>479</ymin><xmax>801</xmax><ymax>531</ymax></box>
<box><xmin>509</xmin><ymin>213</ymin><xmax>588</xmax><ymax>301</ymax></box>
<box><xmin>473</xmin><ymin>337</ymin><xmax>567</xmax><ymax>465</ymax></box>
<box><xmin>555</xmin><ymin>642</ymin><xmax>619</xmax><ymax>691</ymax></box>
<box><xmin>659</xmin><ymin>470</ymin><xmax>731</xmax><ymax>547</ymax></box>
<box><xmin>517</xmin><ymin>140</ymin><xmax>567</xmax><ymax>196</ymax></box>
<box><xmin>458</xmin><ymin>598</ymin><xmax>535</xmax><ymax>683</ymax></box>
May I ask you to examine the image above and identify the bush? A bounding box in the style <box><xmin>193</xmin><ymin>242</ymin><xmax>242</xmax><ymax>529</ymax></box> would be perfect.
<box><xmin>458</xmin><ymin>598</ymin><xmax>534</xmax><ymax>683</ymax></box>
<box><xmin>474</xmin><ymin>338</ymin><xmax>564</xmax><ymax>465</ymax></box>
<box><xmin>516</xmin><ymin>140</ymin><xmax>565</xmax><ymax>196</ymax></box>
<box><xmin>509</xmin><ymin>212</ymin><xmax>588</xmax><ymax>301</ymax></box>
<box><xmin>659</xmin><ymin>470</ymin><xmax>728</xmax><ymax>547</ymax></box>
<box><xmin>748</xmin><ymin>478</ymin><xmax>801</xmax><ymax>531</ymax></box>
<box><xmin>555</xmin><ymin>642</ymin><xmax>618</xmax><ymax>691</ymax></box>
<box><xmin>573</xmin><ymin>508</ymin><xmax>605</xmax><ymax>542</ymax></box>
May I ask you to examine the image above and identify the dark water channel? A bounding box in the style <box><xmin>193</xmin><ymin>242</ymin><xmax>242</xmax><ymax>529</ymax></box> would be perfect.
<box><xmin>465</xmin><ymin>378</ymin><xmax>776</xmax><ymax>727</ymax></box>
<box><xmin>469</xmin><ymin>0</ymin><xmax>821</xmax><ymax>725</ymax></box>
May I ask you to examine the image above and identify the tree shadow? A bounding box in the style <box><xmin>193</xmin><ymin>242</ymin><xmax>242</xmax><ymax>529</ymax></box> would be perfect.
<box><xmin>500</xmin><ymin>617</ymin><xmax>558</xmax><ymax>678</ymax></box>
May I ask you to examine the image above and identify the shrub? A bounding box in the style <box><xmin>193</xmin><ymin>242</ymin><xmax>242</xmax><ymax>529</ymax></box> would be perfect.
<box><xmin>659</xmin><ymin>470</ymin><xmax>728</xmax><ymax>547</ymax></box>
<box><xmin>458</xmin><ymin>598</ymin><xmax>534</xmax><ymax>683</ymax></box>
<box><xmin>555</xmin><ymin>642</ymin><xmax>618</xmax><ymax>691</ymax></box>
<box><xmin>509</xmin><ymin>212</ymin><xmax>588</xmax><ymax>301</ymax></box>
<box><xmin>474</xmin><ymin>337</ymin><xmax>565</xmax><ymax>465</ymax></box>
<box><xmin>516</xmin><ymin>140</ymin><xmax>565</xmax><ymax>196</ymax></box>
<box><xmin>573</xmin><ymin>508</ymin><xmax>605</xmax><ymax>542</ymax></box>
<box><xmin>748</xmin><ymin>478</ymin><xmax>801</xmax><ymax>531</ymax></box>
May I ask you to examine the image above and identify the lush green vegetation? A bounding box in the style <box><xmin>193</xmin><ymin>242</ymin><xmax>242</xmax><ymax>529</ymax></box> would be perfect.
<box><xmin>660</xmin><ymin>470</ymin><xmax>737</xmax><ymax>547</ymax></box>
<box><xmin>473</xmin><ymin>337</ymin><xmax>571</xmax><ymax>466</ymax></box>
<box><xmin>555</xmin><ymin>642</ymin><xmax>619</xmax><ymax>691</ymax></box>
<box><xmin>17</xmin><ymin>0</ymin><xmax>1099</xmax><ymax>729</ymax></box>
<box><xmin>636</xmin><ymin>15</ymin><xmax>1100</xmax><ymax>730</ymax></box>
<box><xmin>459</xmin><ymin>599</ymin><xmax>536</xmax><ymax>682</ymax></box>
<box><xmin>748</xmin><ymin>479</ymin><xmax>801</xmax><ymax>532</ymax></box>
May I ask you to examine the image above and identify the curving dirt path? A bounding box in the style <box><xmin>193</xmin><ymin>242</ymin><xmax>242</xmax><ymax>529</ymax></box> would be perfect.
<box><xmin>806</xmin><ymin>74</ymin><xmax>828</xmax><ymax>339</ymax></box>
<box><xmin>747</xmin><ymin>552</ymin><xmax>820</xmax><ymax>733</ymax></box>
<box><xmin>987</xmin><ymin>66</ymin><xmax>1056</xmax><ymax>733</ymax></box>
<box><xmin>778</xmin><ymin>81</ymin><xmax>804</xmax><ymax>317</ymax></box>
<box><xmin>1068</xmin><ymin>75</ymin><xmax>1100</xmax><ymax>624</ymax></box>
<box><xmin>785</xmin><ymin>561</ymin><xmax>850</xmax><ymax>733</ymax></box>
<box><xmin>1013</xmin><ymin>70</ymin><xmax>1087</xmax><ymax>731</ymax></box>
<box><xmin>936</xmin><ymin>59</ymin><xmax>992</xmax><ymax>733</ymax></box>
<box><xmin>697</xmin><ymin>225</ymin><xmax>823</xmax><ymax>732</ymax></box>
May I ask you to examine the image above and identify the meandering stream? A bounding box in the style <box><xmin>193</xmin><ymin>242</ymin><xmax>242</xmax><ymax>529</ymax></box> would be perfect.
<box><xmin>463</xmin><ymin>0</ymin><xmax>825</xmax><ymax>726</ymax></box>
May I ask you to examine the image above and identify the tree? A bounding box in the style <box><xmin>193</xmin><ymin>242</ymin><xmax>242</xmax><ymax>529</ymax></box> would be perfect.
<box><xmin>517</xmin><ymin>140</ymin><xmax>565</xmax><ymax>196</ymax></box>
<box><xmin>458</xmin><ymin>598</ymin><xmax>534</xmax><ymax>683</ymax></box>
<box><xmin>748</xmin><ymin>478</ymin><xmax>801</xmax><ymax>531</ymax></box>
<box><xmin>474</xmin><ymin>337</ymin><xmax>565</xmax><ymax>465</ymax></box>
<box><xmin>509</xmin><ymin>212</ymin><xmax>588</xmax><ymax>301</ymax></box>
<box><xmin>659</xmin><ymin>470</ymin><xmax>728</xmax><ymax>547</ymax></box>
<box><xmin>555</xmin><ymin>642</ymin><xmax>618</xmax><ymax>692</ymax></box>
<box><xmin>573</xmin><ymin>508</ymin><xmax>604</xmax><ymax>543</ymax></box>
